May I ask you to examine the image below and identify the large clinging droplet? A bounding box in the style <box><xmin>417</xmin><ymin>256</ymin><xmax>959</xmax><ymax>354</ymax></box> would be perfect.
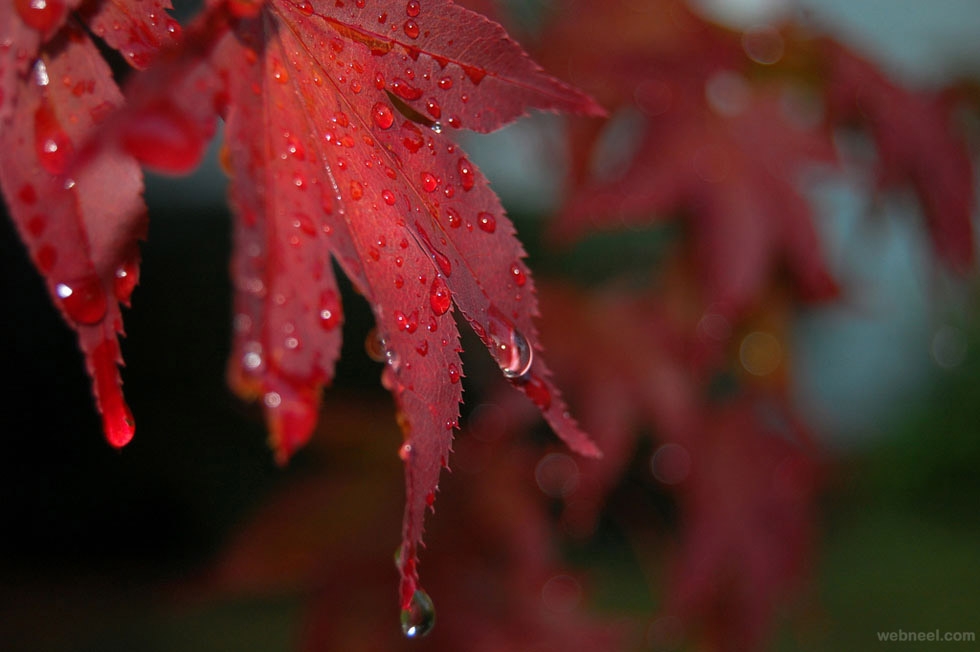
<box><xmin>486</xmin><ymin>310</ymin><xmax>533</xmax><ymax>378</ymax></box>
<box><xmin>401</xmin><ymin>589</ymin><xmax>436</xmax><ymax>639</ymax></box>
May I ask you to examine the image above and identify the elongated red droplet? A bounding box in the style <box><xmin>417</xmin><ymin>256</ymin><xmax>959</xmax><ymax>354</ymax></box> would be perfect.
<box><xmin>34</xmin><ymin>101</ymin><xmax>74</xmax><ymax>176</ymax></box>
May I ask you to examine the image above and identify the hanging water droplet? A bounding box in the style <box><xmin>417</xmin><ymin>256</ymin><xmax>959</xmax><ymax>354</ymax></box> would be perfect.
<box><xmin>365</xmin><ymin>327</ymin><xmax>386</xmax><ymax>362</ymax></box>
<box><xmin>430</xmin><ymin>121</ymin><xmax>443</xmax><ymax>134</ymax></box>
<box><xmin>401</xmin><ymin>589</ymin><xmax>436</xmax><ymax>638</ymax></box>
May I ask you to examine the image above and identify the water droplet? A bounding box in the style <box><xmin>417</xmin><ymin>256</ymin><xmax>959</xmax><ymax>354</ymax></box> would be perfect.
<box><xmin>401</xmin><ymin>122</ymin><xmax>424</xmax><ymax>153</ymax></box>
<box><xmin>447</xmin><ymin>363</ymin><xmax>460</xmax><ymax>383</ymax></box>
<box><xmin>446</xmin><ymin>115</ymin><xmax>462</xmax><ymax>129</ymax></box>
<box><xmin>403</xmin><ymin>19</ymin><xmax>420</xmax><ymax>39</ymax></box>
<box><xmin>15</xmin><ymin>0</ymin><xmax>66</xmax><ymax>34</ymax></box>
<box><xmin>429</xmin><ymin>276</ymin><xmax>451</xmax><ymax>315</ymax></box>
<box><xmin>509</xmin><ymin>262</ymin><xmax>526</xmax><ymax>287</ymax></box>
<box><xmin>113</xmin><ymin>257</ymin><xmax>139</xmax><ymax>304</ymax></box>
<box><xmin>457</xmin><ymin>157</ymin><xmax>475</xmax><ymax>191</ymax></box>
<box><xmin>34</xmin><ymin>60</ymin><xmax>49</xmax><ymax>87</ymax></box>
<box><xmin>349</xmin><ymin>180</ymin><xmax>364</xmax><ymax>200</ymax></box>
<box><xmin>425</xmin><ymin>98</ymin><xmax>441</xmax><ymax>119</ymax></box>
<box><xmin>430</xmin><ymin>121</ymin><xmax>443</xmax><ymax>134</ymax></box>
<box><xmin>394</xmin><ymin>309</ymin><xmax>419</xmax><ymax>333</ymax></box>
<box><xmin>398</xmin><ymin>441</ymin><xmax>413</xmax><ymax>460</ymax></box>
<box><xmin>34</xmin><ymin>101</ymin><xmax>73</xmax><ymax>176</ymax></box>
<box><xmin>420</xmin><ymin>171</ymin><xmax>438</xmax><ymax>192</ymax></box>
<box><xmin>272</xmin><ymin>59</ymin><xmax>290</xmax><ymax>84</ymax></box>
<box><xmin>401</xmin><ymin>589</ymin><xmax>436</xmax><ymax>638</ymax></box>
<box><xmin>318</xmin><ymin>290</ymin><xmax>341</xmax><ymax>330</ymax></box>
<box><xmin>382</xmin><ymin>189</ymin><xmax>397</xmax><ymax>205</ymax></box>
<box><xmin>365</xmin><ymin>327</ymin><xmax>386</xmax><ymax>362</ymax></box>
<box><xmin>415</xmin><ymin>340</ymin><xmax>429</xmax><ymax>356</ymax></box>
<box><xmin>297</xmin><ymin>0</ymin><xmax>314</xmax><ymax>15</ymax></box>
<box><xmin>437</xmin><ymin>76</ymin><xmax>453</xmax><ymax>90</ymax></box>
<box><xmin>445</xmin><ymin>207</ymin><xmax>461</xmax><ymax>228</ymax></box>
<box><xmin>477</xmin><ymin>212</ymin><xmax>496</xmax><ymax>233</ymax></box>
<box><xmin>372</xmin><ymin>101</ymin><xmax>394</xmax><ymax>129</ymax></box>
<box><xmin>56</xmin><ymin>275</ymin><xmax>107</xmax><ymax>325</ymax></box>
<box><xmin>406</xmin><ymin>0</ymin><xmax>421</xmax><ymax>17</ymax></box>
<box><xmin>391</xmin><ymin>77</ymin><xmax>423</xmax><ymax>101</ymax></box>
<box><xmin>486</xmin><ymin>310</ymin><xmax>532</xmax><ymax>378</ymax></box>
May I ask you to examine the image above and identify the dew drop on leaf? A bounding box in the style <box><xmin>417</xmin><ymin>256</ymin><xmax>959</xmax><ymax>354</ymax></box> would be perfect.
<box><xmin>420</xmin><ymin>171</ymin><xmax>438</xmax><ymax>192</ymax></box>
<box><xmin>349</xmin><ymin>180</ymin><xmax>364</xmax><ymax>200</ymax></box>
<box><xmin>437</xmin><ymin>76</ymin><xmax>453</xmax><ymax>90</ymax></box>
<box><xmin>15</xmin><ymin>0</ymin><xmax>66</xmax><ymax>34</ymax></box>
<box><xmin>425</xmin><ymin>98</ymin><xmax>441</xmax><ymax>119</ymax></box>
<box><xmin>34</xmin><ymin>101</ymin><xmax>73</xmax><ymax>176</ymax></box>
<box><xmin>429</xmin><ymin>275</ymin><xmax>451</xmax><ymax>315</ymax></box>
<box><xmin>296</xmin><ymin>0</ymin><xmax>314</xmax><ymax>16</ymax></box>
<box><xmin>372</xmin><ymin>102</ymin><xmax>394</xmax><ymax>129</ymax></box>
<box><xmin>113</xmin><ymin>259</ymin><xmax>139</xmax><ymax>304</ymax></box>
<box><xmin>382</xmin><ymin>189</ymin><xmax>396</xmax><ymax>205</ymax></box>
<box><xmin>391</xmin><ymin>78</ymin><xmax>423</xmax><ymax>100</ymax></box>
<box><xmin>445</xmin><ymin>207</ymin><xmax>462</xmax><ymax>228</ymax></box>
<box><xmin>56</xmin><ymin>275</ymin><xmax>107</xmax><ymax>325</ymax></box>
<box><xmin>406</xmin><ymin>0</ymin><xmax>420</xmax><ymax>17</ymax></box>
<box><xmin>447</xmin><ymin>363</ymin><xmax>460</xmax><ymax>383</ymax></box>
<box><xmin>477</xmin><ymin>212</ymin><xmax>496</xmax><ymax>233</ymax></box>
<box><xmin>457</xmin><ymin>157</ymin><xmax>474</xmax><ymax>191</ymax></box>
<box><xmin>401</xmin><ymin>589</ymin><xmax>435</xmax><ymax>638</ymax></box>
<box><xmin>509</xmin><ymin>262</ymin><xmax>527</xmax><ymax>287</ymax></box>
<box><xmin>403</xmin><ymin>20</ymin><xmax>420</xmax><ymax>39</ymax></box>
<box><xmin>365</xmin><ymin>327</ymin><xmax>386</xmax><ymax>362</ymax></box>
<box><xmin>318</xmin><ymin>290</ymin><xmax>341</xmax><ymax>330</ymax></box>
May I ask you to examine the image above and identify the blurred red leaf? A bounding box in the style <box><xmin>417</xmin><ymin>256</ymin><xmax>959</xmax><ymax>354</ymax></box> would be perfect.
<box><xmin>819</xmin><ymin>38</ymin><xmax>975</xmax><ymax>273</ymax></box>
<box><xmin>207</xmin><ymin>396</ymin><xmax>625</xmax><ymax>650</ymax></box>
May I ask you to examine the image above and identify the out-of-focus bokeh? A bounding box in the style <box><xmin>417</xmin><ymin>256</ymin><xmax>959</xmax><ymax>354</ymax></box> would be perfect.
<box><xmin>1</xmin><ymin>1</ymin><xmax>978</xmax><ymax>651</ymax></box>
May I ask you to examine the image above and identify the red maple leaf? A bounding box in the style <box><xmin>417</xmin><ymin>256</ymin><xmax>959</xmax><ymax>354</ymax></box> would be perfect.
<box><xmin>2</xmin><ymin>0</ymin><xmax>604</xmax><ymax>616</ymax></box>
<box><xmin>0</xmin><ymin>1</ymin><xmax>182</xmax><ymax>447</ymax></box>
